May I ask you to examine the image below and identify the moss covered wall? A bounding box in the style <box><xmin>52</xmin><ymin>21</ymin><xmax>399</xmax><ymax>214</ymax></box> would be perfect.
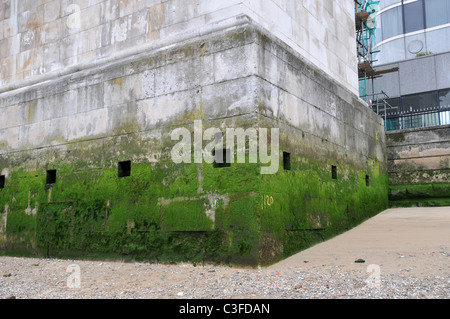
<box><xmin>0</xmin><ymin>23</ymin><xmax>389</xmax><ymax>266</ymax></box>
<box><xmin>0</xmin><ymin>129</ymin><xmax>388</xmax><ymax>266</ymax></box>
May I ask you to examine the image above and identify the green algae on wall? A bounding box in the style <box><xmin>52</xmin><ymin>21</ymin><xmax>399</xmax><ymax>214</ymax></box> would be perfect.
<box><xmin>257</xmin><ymin>158</ymin><xmax>388</xmax><ymax>265</ymax></box>
<box><xmin>0</xmin><ymin>150</ymin><xmax>388</xmax><ymax>266</ymax></box>
<box><xmin>0</xmin><ymin>153</ymin><xmax>255</xmax><ymax>263</ymax></box>
<box><xmin>386</xmin><ymin>126</ymin><xmax>450</xmax><ymax>208</ymax></box>
<box><xmin>389</xmin><ymin>183</ymin><xmax>450</xmax><ymax>208</ymax></box>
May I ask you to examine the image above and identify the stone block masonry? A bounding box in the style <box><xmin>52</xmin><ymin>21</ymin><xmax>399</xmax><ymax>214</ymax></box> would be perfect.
<box><xmin>387</xmin><ymin>125</ymin><xmax>450</xmax><ymax>208</ymax></box>
<box><xmin>0</xmin><ymin>3</ymin><xmax>388</xmax><ymax>266</ymax></box>
<box><xmin>0</xmin><ymin>0</ymin><xmax>359</xmax><ymax>95</ymax></box>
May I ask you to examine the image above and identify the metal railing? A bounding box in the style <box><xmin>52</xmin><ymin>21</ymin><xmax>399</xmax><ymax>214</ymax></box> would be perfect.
<box><xmin>383</xmin><ymin>109</ymin><xmax>450</xmax><ymax>131</ymax></box>
<box><xmin>362</xmin><ymin>91</ymin><xmax>450</xmax><ymax>131</ymax></box>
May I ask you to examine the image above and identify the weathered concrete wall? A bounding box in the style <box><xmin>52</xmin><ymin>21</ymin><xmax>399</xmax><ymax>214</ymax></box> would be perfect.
<box><xmin>0</xmin><ymin>20</ymin><xmax>388</xmax><ymax>265</ymax></box>
<box><xmin>387</xmin><ymin>125</ymin><xmax>450</xmax><ymax>207</ymax></box>
<box><xmin>0</xmin><ymin>0</ymin><xmax>359</xmax><ymax>95</ymax></box>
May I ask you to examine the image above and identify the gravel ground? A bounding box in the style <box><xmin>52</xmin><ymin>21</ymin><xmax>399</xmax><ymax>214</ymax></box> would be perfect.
<box><xmin>1</xmin><ymin>207</ymin><xmax>449</xmax><ymax>299</ymax></box>
<box><xmin>0</xmin><ymin>256</ymin><xmax>449</xmax><ymax>299</ymax></box>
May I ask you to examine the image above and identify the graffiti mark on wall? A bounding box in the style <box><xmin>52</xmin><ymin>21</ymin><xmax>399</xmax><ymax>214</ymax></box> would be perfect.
<box><xmin>261</xmin><ymin>194</ymin><xmax>274</xmax><ymax>210</ymax></box>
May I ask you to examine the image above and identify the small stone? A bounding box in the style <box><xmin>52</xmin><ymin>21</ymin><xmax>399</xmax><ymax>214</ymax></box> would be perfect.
<box><xmin>6</xmin><ymin>295</ymin><xmax>16</xmax><ymax>299</ymax></box>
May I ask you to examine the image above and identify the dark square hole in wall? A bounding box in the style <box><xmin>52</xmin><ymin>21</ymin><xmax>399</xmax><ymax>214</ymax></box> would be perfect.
<box><xmin>366</xmin><ymin>174</ymin><xmax>370</xmax><ymax>187</ymax></box>
<box><xmin>213</xmin><ymin>149</ymin><xmax>231</xmax><ymax>168</ymax></box>
<box><xmin>332</xmin><ymin>165</ymin><xmax>337</xmax><ymax>180</ymax></box>
<box><xmin>118</xmin><ymin>161</ymin><xmax>131</xmax><ymax>178</ymax></box>
<box><xmin>0</xmin><ymin>175</ymin><xmax>5</xmax><ymax>189</ymax></box>
<box><xmin>283</xmin><ymin>152</ymin><xmax>291</xmax><ymax>170</ymax></box>
<box><xmin>46</xmin><ymin>170</ymin><xmax>57</xmax><ymax>185</ymax></box>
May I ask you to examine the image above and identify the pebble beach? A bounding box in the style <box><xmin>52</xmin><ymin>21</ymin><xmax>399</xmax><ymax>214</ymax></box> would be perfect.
<box><xmin>1</xmin><ymin>207</ymin><xmax>449</xmax><ymax>299</ymax></box>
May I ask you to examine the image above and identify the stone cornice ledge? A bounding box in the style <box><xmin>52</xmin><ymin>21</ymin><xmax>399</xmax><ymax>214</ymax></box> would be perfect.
<box><xmin>0</xmin><ymin>14</ymin><xmax>253</xmax><ymax>97</ymax></box>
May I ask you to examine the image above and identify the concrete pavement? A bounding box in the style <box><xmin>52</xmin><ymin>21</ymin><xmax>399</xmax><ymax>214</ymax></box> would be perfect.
<box><xmin>269</xmin><ymin>207</ymin><xmax>450</xmax><ymax>277</ymax></box>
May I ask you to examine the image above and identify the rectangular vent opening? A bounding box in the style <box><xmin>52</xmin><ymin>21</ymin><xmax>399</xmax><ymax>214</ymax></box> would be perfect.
<box><xmin>283</xmin><ymin>152</ymin><xmax>291</xmax><ymax>171</ymax></box>
<box><xmin>213</xmin><ymin>149</ymin><xmax>231</xmax><ymax>168</ymax></box>
<box><xmin>118</xmin><ymin>161</ymin><xmax>131</xmax><ymax>178</ymax></box>
<box><xmin>332</xmin><ymin>165</ymin><xmax>337</xmax><ymax>180</ymax></box>
<box><xmin>46</xmin><ymin>170</ymin><xmax>57</xmax><ymax>185</ymax></box>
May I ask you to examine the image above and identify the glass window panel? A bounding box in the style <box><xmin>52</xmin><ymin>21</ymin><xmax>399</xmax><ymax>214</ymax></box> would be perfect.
<box><xmin>385</xmin><ymin>97</ymin><xmax>401</xmax><ymax>117</ymax></box>
<box><xmin>382</xmin><ymin>7</ymin><xmax>404</xmax><ymax>39</ymax></box>
<box><xmin>447</xmin><ymin>0</ymin><xmax>450</xmax><ymax>23</ymax></box>
<box><xmin>425</xmin><ymin>0</ymin><xmax>449</xmax><ymax>28</ymax></box>
<box><xmin>439</xmin><ymin>89</ymin><xmax>450</xmax><ymax>109</ymax></box>
<box><xmin>422</xmin><ymin>112</ymin><xmax>440</xmax><ymax>126</ymax></box>
<box><xmin>402</xmin><ymin>116</ymin><xmax>414</xmax><ymax>129</ymax></box>
<box><xmin>401</xmin><ymin>91</ymin><xmax>438</xmax><ymax>113</ymax></box>
<box><xmin>385</xmin><ymin>118</ymin><xmax>401</xmax><ymax>131</ymax></box>
<box><xmin>375</xmin><ymin>13</ymin><xmax>383</xmax><ymax>42</ymax></box>
<box><xmin>383</xmin><ymin>0</ymin><xmax>403</xmax><ymax>8</ymax></box>
<box><xmin>404</xmin><ymin>0</ymin><xmax>425</xmax><ymax>33</ymax></box>
<box><xmin>411</xmin><ymin>114</ymin><xmax>423</xmax><ymax>128</ymax></box>
<box><xmin>440</xmin><ymin>111</ymin><xmax>450</xmax><ymax>124</ymax></box>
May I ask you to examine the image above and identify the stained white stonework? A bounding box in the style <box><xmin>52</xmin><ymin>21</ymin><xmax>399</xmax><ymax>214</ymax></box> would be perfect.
<box><xmin>0</xmin><ymin>0</ymin><xmax>358</xmax><ymax>95</ymax></box>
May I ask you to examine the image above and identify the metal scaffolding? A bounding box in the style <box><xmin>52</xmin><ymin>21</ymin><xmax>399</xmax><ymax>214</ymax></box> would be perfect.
<box><xmin>354</xmin><ymin>0</ymin><xmax>399</xmax><ymax>102</ymax></box>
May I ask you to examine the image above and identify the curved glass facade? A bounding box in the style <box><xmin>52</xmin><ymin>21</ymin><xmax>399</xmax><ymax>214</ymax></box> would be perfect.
<box><xmin>378</xmin><ymin>0</ymin><xmax>450</xmax><ymax>43</ymax></box>
<box><xmin>425</xmin><ymin>0</ymin><xmax>450</xmax><ymax>27</ymax></box>
<box><xmin>367</xmin><ymin>1</ymin><xmax>450</xmax><ymax>130</ymax></box>
<box><xmin>380</xmin><ymin>5</ymin><xmax>403</xmax><ymax>40</ymax></box>
<box><xmin>374</xmin><ymin>0</ymin><xmax>450</xmax><ymax>65</ymax></box>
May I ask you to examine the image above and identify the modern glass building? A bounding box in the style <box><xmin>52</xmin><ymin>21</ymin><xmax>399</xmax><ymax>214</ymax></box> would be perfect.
<box><xmin>366</xmin><ymin>0</ymin><xmax>450</xmax><ymax>130</ymax></box>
